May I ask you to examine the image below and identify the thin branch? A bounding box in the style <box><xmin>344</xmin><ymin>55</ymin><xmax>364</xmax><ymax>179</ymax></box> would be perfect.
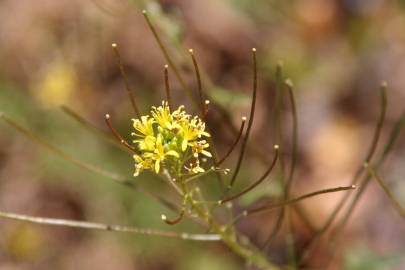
<box><xmin>164</xmin><ymin>64</ymin><xmax>172</xmax><ymax>109</ymax></box>
<box><xmin>226</xmin><ymin>48</ymin><xmax>258</xmax><ymax>192</ymax></box>
<box><xmin>215</xmin><ymin>117</ymin><xmax>247</xmax><ymax>166</ymax></box>
<box><xmin>111</xmin><ymin>43</ymin><xmax>141</xmax><ymax>118</ymax></box>
<box><xmin>188</xmin><ymin>49</ymin><xmax>206</xmax><ymax>118</ymax></box>
<box><xmin>161</xmin><ymin>209</ymin><xmax>185</xmax><ymax>225</ymax></box>
<box><xmin>282</xmin><ymin>79</ymin><xmax>299</xmax><ymax>266</ymax></box>
<box><xmin>162</xmin><ymin>170</ymin><xmax>184</xmax><ymax>196</ymax></box>
<box><xmin>142</xmin><ymin>10</ymin><xmax>197</xmax><ymax>107</ymax></box>
<box><xmin>183</xmin><ymin>167</ymin><xmax>229</xmax><ymax>184</ymax></box>
<box><xmin>273</xmin><ymin>62</ymin><xmax>284</xmax><ymax>160</ymax></box>
<box><xmin>228</xmin><ymin>185</ymin><xmax>356</xmax><ymax>226</ymax></box>
<box><xmin>104</xmin><ymin>113</ymin><xmax>137</xmax><ymax>153</ymax></box>
<box><xmin>61</xmin><ymin>105</ymin><xmax>130</xmax><ymax>153</ymax></box>
<box><xmin>261</xmin><ymin>63</ymin><xmax>286</xmax><ymax>250</ymax></box>
<box><xmin>364</xmin><ymin>164</ymin><xmax>405</xmax><ymax>217</ymax></box>
<box><xmin>0</xmin><ymin>113</ymin><xmax>128</xmax><ymax>183</ymax></box>
<box><xmin>246</xmin><ymin>185</ymin><xmax>356</xmax><ymax>217</ymax></box>
<box><xmin>0</xmin><ymin>210</ymin><xmax>221</xmax><ymax>241</ymax></box>
<box><xmin>221</xmin><ymin>145</ymin><xmax>279</xmax><ymax>204</ymax></box>
<box><xmin>285</xmin><ymin>79</ymin><xmax>298</xmax><ymax>195</ymax></box>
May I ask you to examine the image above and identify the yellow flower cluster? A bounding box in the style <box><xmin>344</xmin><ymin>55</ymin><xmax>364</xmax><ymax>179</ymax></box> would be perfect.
<box><xmin>132</xmin><ymin>101</ymin><xmax>212</xmax><ymax>176</ymax></box>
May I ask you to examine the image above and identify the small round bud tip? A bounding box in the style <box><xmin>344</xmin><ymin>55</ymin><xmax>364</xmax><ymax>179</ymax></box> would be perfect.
<box><xmin>285</xmin><ymin>79</ymin><xmax>294</xmax><ymax>87</ymax></box>
<box><xmin>351</xmin><ymin>185</ymin><xmax>356</xmax><ymax>189</ymax></box>
<box><xmin>111</xmin><ymin>43</ymin><xmax>117</xmax><ymax>48</ymax></box>
<box><xmin>105</xmin><ymin>114</ymin><xmax>110</xmax><ymax>119</ymax></box>
<box><xmin>225</xmin><ymin>202</ymin><xmax>233</xmax><ymax>208</ymax></box>
<box><xmin>252</xmin><ymin>48</ymin><xmax>256</xmax><ymax>52</ymax></box>
<box><xmin>381</xmin><ymin>81</ymin><xmax>388</xmax><ymax>88</ymax></box>
<box><xmin>188</xmin><ymin>48</ymin><xmax>193</xmax><ymax>53</ymax></box>
<box><xmin>142</xmin><ymin>10</ymin><xmax>147</xmax><ymax>14</ymax></box>
<box><xmin>241</xmin><ymin>116</ymin><xmax>247</xmax><ymax>121</ymax></box>
<box><xmin>204</xmin><ymin>100</ymin><xmax>210</xmax><ymax>105</ymax></box>
<box><xmin>161</xmin><ymin>214</ymin><xmax>167</xmax><ymax>220</ymax></box>
<box><xmin>274</xmin><ymin>144</ymin><xmax>280</xmax><ymax>150</ymax></box>
<box><xmin>164</xmin><ymin>64</ymin><xmax>169</xmax><ymax>69</ymax></box>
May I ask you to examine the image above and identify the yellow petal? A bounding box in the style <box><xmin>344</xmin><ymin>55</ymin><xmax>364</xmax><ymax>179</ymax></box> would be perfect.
<box><xmin>182</xmin><ymin>139</ymin><xmax>188</xmax><ymax>151</ymax></box>
<box><xmin>202</xmin><ymin>150</ymin><xmax>212</xmax><ymax>157</ymax></box>
<box><xmin>155</xmin><ymin>160</ymin><xmax>161</xmax><ymax>173</ymax></box>
<box><xmin>166</xmin><ymin>150</ymin><xmax>179</xmax><ymax>158</ymax></box>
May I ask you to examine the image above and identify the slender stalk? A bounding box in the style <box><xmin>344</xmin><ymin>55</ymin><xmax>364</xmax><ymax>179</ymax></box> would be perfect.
<box><xmin>142</xmin><ymin>10</ymin><xmax>197</xmax><ymax>107</ymax></box>
<box><xmin>188</xmin><ymin>49</ymin><xmax>206</xmax><ymax>118</ymax></box>
<box><xmin>0</xmin><ymin>210</ymin><xmax>221</xmax><ymax>241</ymax></box>
<box><xmin>161</xmin><ymin>209</ymin><xmax>185</xmax><ymax>225</ymax></box>
<box><xmin>273</xmin><ymin>62</ymin><xmax>284</xmax><ymax>162</ymax></box>
<box><xmin>164</xmin><ymin>64</ymin><xmax>172</xmax><ymax>109</ymax></box>
<box><xmin>261</xmin><ymin>64</ymin><xmax>286</xmax><ymax>250</ymax></box>
<box><xmin>246</xmin><ymin>185</ymin><xmax>356</xmax><ymax>216</ymax></box>
<box><xmin>282</xmin><ymin>79</ymin><xmax>299</xmax><ymax>266</ymax></box>
<box><xmin>299</xmin><ymin>82</ymin><xmax>388</xmax><ymax>263</ymax></box>
<box><xmin>180</xmin><ymin>180</ymin><xmax>281</xmax><ymax>270</ymax></box>
<box><xmin>186</xmin><ymin>48</ymin><xmax>226</xmax><ymax>191</ymax></box>
<box><xmin>227</xmin><ymin>48</ymin><xmax>258</xmax><ymax>192</ymax></box>
<box><xmin>105</xmin><ymin>114</ymin><xmax>137</xmax><ymax>153</ymax></box>
<box><xmin>61</xmin><ymin>106</ymin><xmax>130</xmax><ymax>153</ymax></box>
<box><xmin>285</xmin><ymin>79</ymin><xmax>298</xmax><ymax>195</ymax></box>
<box><xmin>1</xmin><ymin>113</ymin><xmax>127</xmax><ymax>182</ymax></box>
<box><xmin>364</xmin><ymin>164</ymin><xmax>405</xmax><ymax>217</ymax></box>
<box><xmin>221</xmin><ymin>145</ymin><xmax>279</xmax><ymax>204</ymax></box>
<box><xmin>184</xmin><ymin>167</ymin><xmax>229</xmax><ymax>184</ymax></box>
<box><xmin>229</xmin><ymin>185</ymin><xmax>355</xmax><ymax>226</ymax></box>
<box><xmin>162</xmin><ymin>170</ymin><xmax>184</xmax><ymax>196</ymax></box>
<box><xmin>111</xmin><ymin>43</ymin><xmax>141</xmax><ymax>118</ymax></box>
<box><xmin>215</xmin><ymin>117</ymin><xmax>247</xmax><ymax>166</ymax></box>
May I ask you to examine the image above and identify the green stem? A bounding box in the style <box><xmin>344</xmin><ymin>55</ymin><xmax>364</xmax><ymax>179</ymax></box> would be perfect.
<box><xmin>178</xmin><ymin>176</ymin><xmax>280</xmax><ymax>270</ymax></box>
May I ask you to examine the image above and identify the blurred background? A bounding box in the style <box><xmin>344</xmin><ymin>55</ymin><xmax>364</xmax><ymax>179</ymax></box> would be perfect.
<box><xmin>0</xmin><ymin>0</ymin><xmax>404</xmax><ymax>269</ymax></box>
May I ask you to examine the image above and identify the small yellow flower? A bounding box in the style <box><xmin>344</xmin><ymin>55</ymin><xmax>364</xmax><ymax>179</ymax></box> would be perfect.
<box><xmin>132</xmin><ymin>116</ymin><xmax>155</xmax><ymax>138</ymax></box>
<box><xmin>190</xmin><ymin>140</ymin><xmax>212</xmax><ymax>157</ymax></box>
<box><xmin>151</xmin><ymin>101</ymin><xmax>174</xmax><ymax>130</ymax></box>
<box><xmin>143</xmin><ymin>134</ymin><xmax>179</xmax><ymax>173</ymax></box>
<box><xmin>133</xmin><ymin>154</ymin><xmax>153</xmax><ymax>176</ymax></box>
<box><xmin>131</xmin><ymin>101</ymin><xmax>212</xmax><ymax>177</ymax></box>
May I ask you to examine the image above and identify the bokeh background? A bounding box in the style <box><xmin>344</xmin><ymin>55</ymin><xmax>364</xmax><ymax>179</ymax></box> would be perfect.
<box><xmin>0</xmin><ymin>0</ymin><xmax>404</xmax><ymax>269</ymax></box>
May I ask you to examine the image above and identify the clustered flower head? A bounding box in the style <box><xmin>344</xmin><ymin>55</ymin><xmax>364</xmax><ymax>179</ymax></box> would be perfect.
<box><xmin>132</xmin><ymin>101</ymin><xmax>212</xmax><ymax>176</ymax></box>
